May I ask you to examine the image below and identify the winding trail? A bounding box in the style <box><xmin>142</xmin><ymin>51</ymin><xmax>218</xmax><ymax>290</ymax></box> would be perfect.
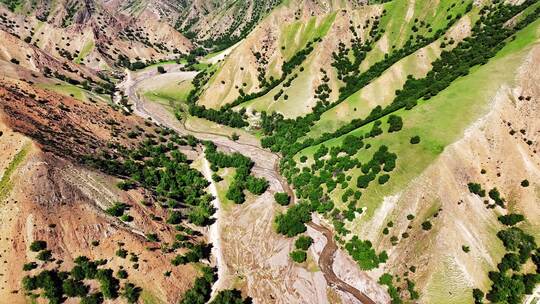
<box><xmin>120</xmin><ymin>67</ymin><xmax>380</xmax><ymax>304</ymax></box>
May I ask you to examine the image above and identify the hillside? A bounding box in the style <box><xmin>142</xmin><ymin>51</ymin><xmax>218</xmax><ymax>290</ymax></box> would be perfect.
<box><xmin>0</xmin><ymin>0</ymin><xmax>539</xmax><ymax>304</ymax></box>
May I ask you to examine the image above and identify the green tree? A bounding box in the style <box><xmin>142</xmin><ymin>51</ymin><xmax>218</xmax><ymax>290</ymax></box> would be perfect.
<box><xmin>290</xmin><ymin>250</ymin><xmax>307</xmax><ymax>263</ymax></box>
<box><xmin>274</xmin><ymin>192</ymin><xmax>290</xmax><ymax>206</ymax></box>
<box><xmin>295</xmin><ymin>236</ymin><xmax>313</xmax><ymax>250</ymax></box>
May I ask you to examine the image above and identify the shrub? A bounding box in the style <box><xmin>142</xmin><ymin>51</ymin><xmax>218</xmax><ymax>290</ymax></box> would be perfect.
<box><xmin>410</xmin><ymin>136</ymin><xmax>420</xmax><ymax>144</ymax></box>
<box><xmin>497</xmin><ymin>253</ymin><xmax>521</xmax><ymax>272</ymax></box>
<box><xmin>498</xmin><ymin>214</ymin><xmax>525</xmax><ymax>226</ymax></box>
<box><xmin>96</xmin><ymin>269</ymin><xmax>120</xmax><ymax>299</ymax></box>
<box><xmin>274</xmin><ymin>192</ymin><xmax>290</xmax><ymax>206</ymax></box>
<box><xmin>289</xmin><ymin>250</ymin><xmax>307</xmax><ymax>263</ymax></box>
<box><xmin>63</xmin><ymin>278</ymin><xmax>89</xmax><ymax>297</ymax></box>
<box><xmin>295</xmin><ymin>236</ymin><xmax>313</xmax><ymax>250</ymax></box>
<box><xmin>37</xmin><ymin>250</ymin><xmax>52</xmax><ymax>261</ymax></box>
<box><xmin>378</xmin><ymin>174</ymin><xmax>390</xmax><ymax>184</ymax></box>
<box><xmin>122</xmin><ymin>282</ymin><xmax>142</xmax><ymax>303</ymax></box>
<box><xmin>345</xmin><ymin>236</ymin><xmax>388</xmax><ymax>270</ymax></box>
<box><xmin>30</xmin><ymin>240</ymin><xmax>47</xmax><ymax>252</ymax></box>
<box><xmin>167</xmin><ymin>211</ymin><xmax>183</xmax><ymax>225</ymax></box>
<box><xmin>488</xmin><ymin>188</ymin><xmax>505</xmax><ymax>207</ymax></box>
<box><xmin>209</xmin><ymin>289</ymin><xmax>246</xmax><ymax>304</ymax></box>
<box><xmin>117</xmin><ymin>269</ymin><xmax>128</xmax><ymax>279</ymax></box>
<box><xmin>23</xmin><ymin>262</ymin><xmax>38</xmax><ymax>271</ymax></box>
<box><xmin>106</xmin><ymin>202</ymin><xmax>130</xmax><ymax>217</ymax></box>
<box><xmin>521</xmin><ymin>179</ymin><xmax>529</xmax><ymax>187</ymax></box>
<box><xmin>116</xmin><ymin>248</ymin><xmax>128</xmax><ymax>258</ymax></box>
<box><xmin>275</xmin><ymin>202</ymin><xmax>312</xmax><ymax>237</ymax></box>
<box><xmin>387</xmin><ymin>115</ymin><xmax>403</xmax><ymax>132</ymax></box>
<box><xmin>472</xmin><ymin>288</ymin><xmax>484</xmax><ymax>304</ymax></box>
<box><xmin>468</xmin><ymin>183</ymin><xmax>486</xmax><ymax>197</ymax></box>
<box><xmin>421</xmin><ymin>221</ymin><xmax>432</xmax><ymax>231</ymax></box>
<box><xmin>146</xmin><ymin>233</ymin><xmax>159</xmax><ymax>242</ymax></box>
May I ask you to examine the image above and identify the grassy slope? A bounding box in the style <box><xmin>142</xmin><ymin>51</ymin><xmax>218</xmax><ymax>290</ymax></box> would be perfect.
<box><xmin>297</xmin><ymin>18</ymin><xmax>540</xmax><ymax>219</ymax></box>
<box><xmin>306</xmin><ymin>0</ymin><xmax>475</xmax><ymax>138</ymax></box>
<box><xmin>236</xmin><ymin>12</ymin><xmax>336</xmax><ymax>117</ymax></box>
<box><xmin>74</xmin><ymin>39</ymin><xmax>94</xmax><ymax>64</ymax></box>
<box><xmin>0</xmin><ymin>141</ymin><xmax>30</xmax><ymax>202</ymax></box>
<box><xmin>142</xmin><ymin>81</ymin><xmax>193</xmax><ymax>108</ymax></box>
<box><xmin>292</xmin><ymin>18</ymin><xmax>539</xmax><ymax>304</ymax></box>
<box><xmin>39</xmin><ymin>82</ymin><xmax>111</xmax><ymax>103</ymax></box>
<box><xmin>216</xmin><ymin>168</ymin><xmax>236</xmax><ymax>212</ymax></box>
<box><xmin>361</xmin><ymin>0</ymin><xmax>472</xmax><ymax>70</ymax></box>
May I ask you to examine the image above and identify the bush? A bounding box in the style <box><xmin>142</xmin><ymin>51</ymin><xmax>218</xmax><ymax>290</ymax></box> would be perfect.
<box><xmin>275</xmin><ymin>202</ymin><xmax>312</xmax><ymax>237</ymax></box>
<box><xmin>37</xmin><ymin>250</ymin><xmax>52</xmax><ymax>261</ymax></box>
<box><xmin>123</xmin><ymin>282</ymin><xmax>142</xmax><ymax>304</ymax></box>
<box><xmin>421</xmin><ymin>221</ymin><xmax>432</xmax><ymax>231</ymax></box>
<box><xmin>410</xmin><ymin>136</ymin><xmax>421</xmax><ymax>144</ymax></box>
<box><xmin>80</xmin><ymin>292</ymin><xmax>104</xmax><ymax>304</ymax></box>
<box><xmin>378</xmin><ymin>174</ymin><xmax>390</xmax><ymax>185</ymax></box>
<box><xmin>387</xmin><ymin>115</ymin><xmax>403</xmax><ymax>132</ymax></box>
<box><xmin>106</xmin><ymin>202</ymin><xmax>130</xmax><ymax>217</ymax></box>
<box><xmin>472</xmin><ymin>288</ymin><xmax>484</xmax><ymax>304</ymax></box>
<box><xmin>117</xmin><ymin>269</ymin><xmax>128</xmax><ymax>279</ymax></box>
<box><xmin>274</xmin><ymin>192</ymin><xmax>290</xmax><ymax>206</ymax></box>
<box><xmin>498</xmin><ymin>214</ymin><xmax>525</xmax><ymax>226</ymax></box>
<box><xmin>468</xmin><ymin>183</ymin><xmax>486</xmax><ymax>197</ymax></box>
<box><xmin>23</xmin><ymin>262</ymin><xmax>38</xmax><ymax>271</ymax></box>
<box><xmin>63</xmin><ymin>278</ymin><xmax>89</xmax><ymax>297</ymax></box>
<box><xmin>488</xmin><ymin>188</ymin><xmax>505</xmax><ymax>207</ymax></box>
<box><xmin>116</xmin><ymin>248</ymin><xmax>128</xmax><ymax>258</ymax></box>
<box><xmin>96</xmin><ymin>269</ymin><xmax>120</xmax><ymax>299</ymax></box>
<box><xmin>29</xmin><ymin>240</ymin><xmax>47</xmax><ymax>252</ymax></box>
<box><xmin>497</xmin><ymin>253</ymin><xmax>521</xmax><ymax>272</ymax></box>
<box><xmin>146</xmin><ymin>233</ymin><xmax>159</xmax><ymax>242</ymax></box>
<box><xmin>295</xmin><ymin>236</ymin><xmax>313</xmax><ymax>250</ymax></box>
<box><xmin>521</xmin><ymin>179</ymin><xmax>529</xmax><ymax>187</ymax></box>
<box><xmin>289</xmin><ymin>250</ymin><xmax>307</xmax><ymax>263</ymax></box>
<box><xmin>345</xmin><ymin>236</ymin><xmax>388</xmax><ymax>270</ymax></box>
<box><xmin>209</xmin><ymin>289</ymin><xmax>246</xmax><ymax>304</ymax></box>
<box><xmin>167</xmin><ymin>211</ymin><xmax>183</xmax><ymax>225</ymax></box>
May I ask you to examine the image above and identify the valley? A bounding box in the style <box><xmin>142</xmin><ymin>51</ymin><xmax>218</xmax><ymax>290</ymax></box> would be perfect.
<box><xmin>0</xmin><ymin>0</ymin><xmax>539</xmax><ymax>304</ymax></box>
